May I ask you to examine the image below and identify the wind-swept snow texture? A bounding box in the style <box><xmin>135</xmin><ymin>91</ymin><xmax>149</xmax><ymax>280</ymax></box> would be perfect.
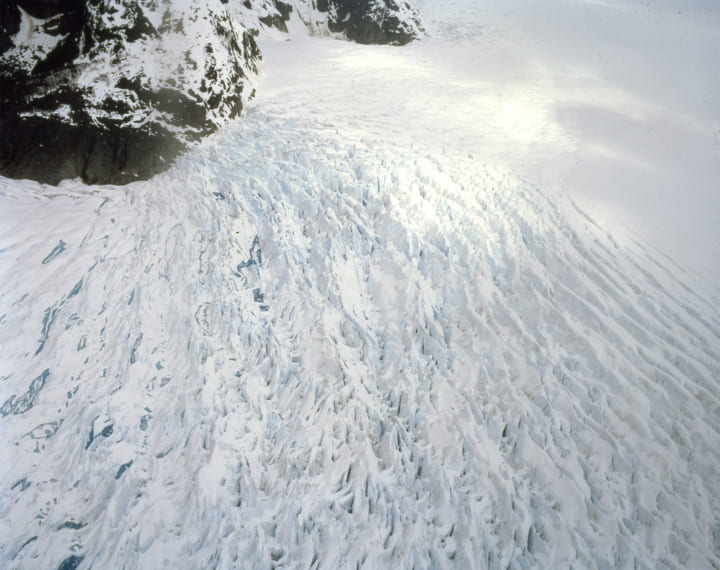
<box><xmin>2</xmin><ymin>1</ymin><xmax>720</xmax><ymax>569</ymax></box>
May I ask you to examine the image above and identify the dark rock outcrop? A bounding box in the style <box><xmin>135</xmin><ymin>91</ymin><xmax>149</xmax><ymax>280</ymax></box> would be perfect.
<box><xmin>0</xmin><ymin>116</ymin><xmax>184</xmax><ymax>185</ymax></box>
<box><xmin>259</xmin><ymin>0</ymin><xmax>294</xmax><ymax>33</ymax></box>
<box><xmin>320</xmin><ymin>0</ymin><xmax>424</xmax><ymax>45</ymax></box>
<box><xmin>1</xmin><ymin>0</ymin><xmax>258</xmax><ymax>185</ymax></box>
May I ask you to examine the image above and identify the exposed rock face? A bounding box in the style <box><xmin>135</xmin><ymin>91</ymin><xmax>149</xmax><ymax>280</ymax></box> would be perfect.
<box><xmin>1</xmin><ymin>0</ymin><xmax>258</xmax><ymax>185</ymax></box>
<box><xmin>258</xmin><ymin>1</ymin><xmax>295</xmax><ymax>33</ymax></box>
<box><xmin>0</xmin><ymin>0</ymin><xmax>423</xmax><ymax>185</ymax></box>
<box><xmin>320</xmin><ymin>0</ymin><xmax>424</xmax><ymax>45</ymax></box>
<box><xmin>251</xmin><ymin>0</ymin><xmax>424</xmax><ymax>44</ymax></box>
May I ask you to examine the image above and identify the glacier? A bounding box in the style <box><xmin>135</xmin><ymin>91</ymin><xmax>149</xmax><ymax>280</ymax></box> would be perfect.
<box><xmin>2</xmin><ymin>1</ymin><xmax>720</xmax><ymax>568</ymax></box>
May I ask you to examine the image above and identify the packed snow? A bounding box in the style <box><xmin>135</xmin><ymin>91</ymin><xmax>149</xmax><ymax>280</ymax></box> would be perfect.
<box><xmin>2</xmin><ymin>1</ymin><xmax>720</xmax><ymax>568</ymax></box>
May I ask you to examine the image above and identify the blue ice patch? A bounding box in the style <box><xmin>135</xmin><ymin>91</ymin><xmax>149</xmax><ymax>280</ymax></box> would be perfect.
<box><xmin>0</xmin><ymin>369</ymin><xmax>50</xmax><ymax>416</ymax></box>
<box><xmin>115</xmin><ymin>460</ymin><xmax>133</xmax><ymax>479</ymax></box>
<box><xmin>42</xmin><ymin>240</ymin><xmax>66</xmax><ymax>264</ymax></box>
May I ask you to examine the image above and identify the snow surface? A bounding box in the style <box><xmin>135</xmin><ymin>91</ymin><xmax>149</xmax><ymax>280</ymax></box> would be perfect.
<box><xmin>2</xmin><ymin>1</ymin><xmax>720</xmax><ymax>568</ymax></box>
<box><xmin>417</xmin><ymin>0</ymin><xmax>720</xmax><ymax>282</ymax></box>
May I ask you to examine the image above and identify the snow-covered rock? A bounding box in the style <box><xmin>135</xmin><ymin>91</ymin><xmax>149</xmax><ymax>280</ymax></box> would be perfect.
<box><xmin>0</xmin><ymin>0</ymin><xmax>423</xmax><ymax>185</ymax></box>
<box><xmin>0</xmin><ymin>0</ymin><xmax>259</xmax><ymax>185</ymax></box>
<box><xmin>230</xmin><ymin>0</ymin><xmax>424</xmax><ymax>43</ymax></box>
<box><xmin>319</xmin><ymin>0</ymin><xmax>424</xmax><ymax>45</ymax></box>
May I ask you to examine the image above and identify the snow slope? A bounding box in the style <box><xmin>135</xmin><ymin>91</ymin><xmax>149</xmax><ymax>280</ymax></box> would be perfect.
<box><xmin>2</xmin><ymin>1</ymin><xmax>720</xmax><ymax>568</ymax></box>
<box><xmin>415</xmin><ymin>0</ymin><xmax>720</xmax><ymax>281</ymax></box>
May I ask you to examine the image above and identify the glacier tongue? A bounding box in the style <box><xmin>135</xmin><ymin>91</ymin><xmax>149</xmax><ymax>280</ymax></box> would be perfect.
<box><xmin>2</xmin><ymin>20</ymin><xmax>720</xmax><ymax>570</ymax></box>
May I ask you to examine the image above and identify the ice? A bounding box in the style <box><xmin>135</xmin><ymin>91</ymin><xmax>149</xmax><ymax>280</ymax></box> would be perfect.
<box><xmin>1</xmin><ymin>1</ymin><xmax>720</xmax><ymax>568</ymax></box>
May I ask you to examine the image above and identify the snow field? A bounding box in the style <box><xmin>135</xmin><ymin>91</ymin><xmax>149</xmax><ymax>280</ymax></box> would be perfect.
<box><xmin>2</xmin><ymin>100</ymin><xmax>720</xmax><ymax>566</ymax></box>
<box><xmin>2</xmin><ymin>1</ymin><xmax>720</xmax><ymax>566</ymax></box>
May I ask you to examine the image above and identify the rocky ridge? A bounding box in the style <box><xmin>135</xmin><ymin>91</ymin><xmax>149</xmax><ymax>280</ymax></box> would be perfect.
<box><xmin>0</xmin><ymin>0</ymin><xmax>424</xmax><ymax>185</ymax></box>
